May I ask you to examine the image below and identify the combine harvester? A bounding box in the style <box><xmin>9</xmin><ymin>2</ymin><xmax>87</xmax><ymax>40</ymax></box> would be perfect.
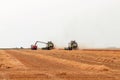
<box><xmin>31</xmin><ymin>41</ymin><xmax>54</xmax><ymax>50</ymax></box>
<box><xmin>64</xmin><ymin>40</ymin><xmax>78</xmax><ymax>50</ymax></box>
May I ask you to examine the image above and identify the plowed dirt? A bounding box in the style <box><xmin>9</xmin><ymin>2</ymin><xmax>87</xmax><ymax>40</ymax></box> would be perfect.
<box><xmin>0</xmin><ymin>49</ymin><xmax>120</xmax><ymax>80</ymax></box>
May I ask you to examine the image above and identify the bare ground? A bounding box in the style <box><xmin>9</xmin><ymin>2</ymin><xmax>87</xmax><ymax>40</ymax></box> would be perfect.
<box><xmin>0</xmin><ymin>49</ymin><xmax>120</xmax><ymax>80</ymax></box>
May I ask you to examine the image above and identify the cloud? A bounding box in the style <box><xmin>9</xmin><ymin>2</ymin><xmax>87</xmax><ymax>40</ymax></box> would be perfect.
<box><xmin>0</xmin><ymin>0</ymin><xmax>120</xmax><ymax>48</ymax></box>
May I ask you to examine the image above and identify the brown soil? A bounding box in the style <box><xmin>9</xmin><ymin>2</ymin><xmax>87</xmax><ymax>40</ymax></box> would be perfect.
<box><xmin>0</xmin><ymin>49</ymin><xmax>120</xmax><ymax>80</ymax></box>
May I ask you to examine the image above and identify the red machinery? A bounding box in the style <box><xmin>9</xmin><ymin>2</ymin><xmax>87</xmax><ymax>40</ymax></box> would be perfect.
<box><xmin>31</xmin><ymin>41</ymin><xmax>54</xmax><ymax>50</ymax></box>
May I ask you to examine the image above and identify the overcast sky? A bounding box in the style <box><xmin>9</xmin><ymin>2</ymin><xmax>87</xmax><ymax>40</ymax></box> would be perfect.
<box><xmin>0</xmin><ymin>0</ymin><xmax>120</xmax><ymax>48</ymax></box>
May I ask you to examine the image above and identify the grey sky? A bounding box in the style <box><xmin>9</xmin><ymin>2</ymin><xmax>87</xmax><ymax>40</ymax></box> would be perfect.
<box><xmin>0</xmin><ymin>0</ymin><xmax>120</xmax><ymax>48</ymax></box>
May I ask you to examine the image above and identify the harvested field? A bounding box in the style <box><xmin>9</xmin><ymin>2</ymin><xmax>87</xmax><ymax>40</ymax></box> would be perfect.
<box><xmin>0</xmin><ymin>49</ymin><xmax>120</xmax><ymax>80</ymax></box>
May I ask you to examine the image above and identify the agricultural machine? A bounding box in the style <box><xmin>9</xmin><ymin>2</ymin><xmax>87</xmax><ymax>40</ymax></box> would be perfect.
<box><xmin>31</xmin><ymin>41</ymin><xmax>54</xmax><ymax>50</ymax></box>
<box><xmin>64</xmin><ymin>40</ymin><xmax>78</xmax><ymax>50</ymax></box>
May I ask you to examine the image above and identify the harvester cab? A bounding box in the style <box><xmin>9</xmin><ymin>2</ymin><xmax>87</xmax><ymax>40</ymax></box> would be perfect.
<box><xmin>31</xmin><ymin>41</ymin><xmax>54</xmax><ymax>50</ymax></box>
<box><xmin>42</xmin><ymin>41</ymin><xmax>54</xmax><ymax>50</ymax></box>
<box><xmin>64</xmin><ymin>40</ymin><xmax>78</xmax><ymax>50</ymax></box>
